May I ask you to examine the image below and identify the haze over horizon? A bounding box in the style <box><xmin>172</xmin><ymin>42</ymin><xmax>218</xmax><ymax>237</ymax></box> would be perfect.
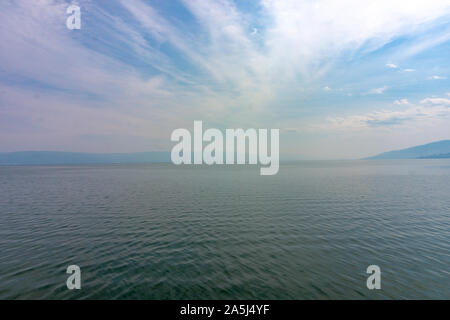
<box><xmin>1</xmin><ymin>139</ymin><xmax>450</xmax><ymax>163</ymax></box>
<box><xmin>1</xmin><ymin>0</ymin><xmax>450</xmax><ymax>159</ymax></box>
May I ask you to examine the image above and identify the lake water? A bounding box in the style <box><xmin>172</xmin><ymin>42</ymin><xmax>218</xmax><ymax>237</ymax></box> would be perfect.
<box><xmin>0</xmin><ymin>160</ymin><xmax>449</xmax><ymax>299</ymax></box>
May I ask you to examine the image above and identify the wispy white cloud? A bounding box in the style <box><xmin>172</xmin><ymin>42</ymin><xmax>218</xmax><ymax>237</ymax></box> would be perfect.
<box><xmin>428</xmin><ymin>75</ymin><xmax>447</xmax><ymax>80</ymax></box>
<box><xmin>278</xmin><ymin>94</ymin><xmax>450</xmax><ymax>158</ymax></box>
<box><xmin>386</xmin><ymin>63</ymin><xmax>398</xmax><ymax>68</ymax></box>
<box><xmin>420</xmin><ymin>97</ymin><xmax>450</xmax><ymax>105</ymax></box>
<box><xmin>278</xmin><ymin>94</ymin><xmax>450</xmax><ymax>132</ymax></box>
<box><xmin>325</xmin><ymin>100</ymin><xmax>450</xmax><ymax>130</ymax></box>
<box><xmin>394</xmin><ymin>99</ymin><xmax>409</xmax><ymax>105</ymax></box>
<box><xmin>398</xmin><ymin>26</ymin><xmax>450</xmax><ymax>59</ymax></box>
<box><xmin>262</xmin><ymin>0</ymin><xmax>450</xmax><ymax>78</ymax></box>
<box><xmin>367</xmin><ymin>86</ymin><xmax>388</xmax><ymax>94</ymax></box>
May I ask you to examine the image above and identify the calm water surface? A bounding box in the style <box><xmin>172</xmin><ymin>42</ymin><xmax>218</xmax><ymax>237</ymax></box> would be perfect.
<box><xmin>0</xmin><ymin>160</ymin><xmax>449</xmax><ymax>299</ymax></box>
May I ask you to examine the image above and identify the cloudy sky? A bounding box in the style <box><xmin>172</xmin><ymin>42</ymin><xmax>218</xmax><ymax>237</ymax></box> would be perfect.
<box><xmin>1</xmin><ymin>0</ymin><xmax>449</xmax><ymax>159</ymax></box>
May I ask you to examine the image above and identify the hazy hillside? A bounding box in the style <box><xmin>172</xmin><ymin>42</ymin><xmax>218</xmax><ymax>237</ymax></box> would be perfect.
<box><xmin>365</xmin><ymin>140</ymin><xmax>450</xmax><ymax>160</ymax></box>
<box><xmin>0</xmin><ymin>151</ymin><xmax>170</xmax><ymax>165</ymax></box>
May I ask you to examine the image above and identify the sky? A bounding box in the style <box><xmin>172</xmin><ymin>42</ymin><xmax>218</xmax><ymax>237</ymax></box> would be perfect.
<box><xmin>0</xmin><ymin>0</ymin><xmax>449</xmax><ymax>159</ymax></box>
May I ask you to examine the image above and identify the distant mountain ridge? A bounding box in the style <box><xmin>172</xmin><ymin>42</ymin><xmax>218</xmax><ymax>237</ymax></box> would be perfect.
<box><xmin>365</xmin><ymin>140</ymin><xmax>450</xmax><ymax>160</ymax></box>
<box><xmin>2</xmin><ymin>141</ymin><xmax>450</xmax><ymax>165</ymax></box>
<box><xmin>418</xmin><ymin>153</ymin><xmax>450</xmax><ymax>159</ymax></box>
<box><xmin>0</xmin><ymin>151</ymin><xmax>170</xmax><ymax>165</ymax></box>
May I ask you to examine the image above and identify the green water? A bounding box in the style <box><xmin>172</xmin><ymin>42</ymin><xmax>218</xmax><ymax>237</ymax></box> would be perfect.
<box><xmin>0</xmin><ymin>160</ymin><xmax>449</xmax><ymax>299</ymax></box>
